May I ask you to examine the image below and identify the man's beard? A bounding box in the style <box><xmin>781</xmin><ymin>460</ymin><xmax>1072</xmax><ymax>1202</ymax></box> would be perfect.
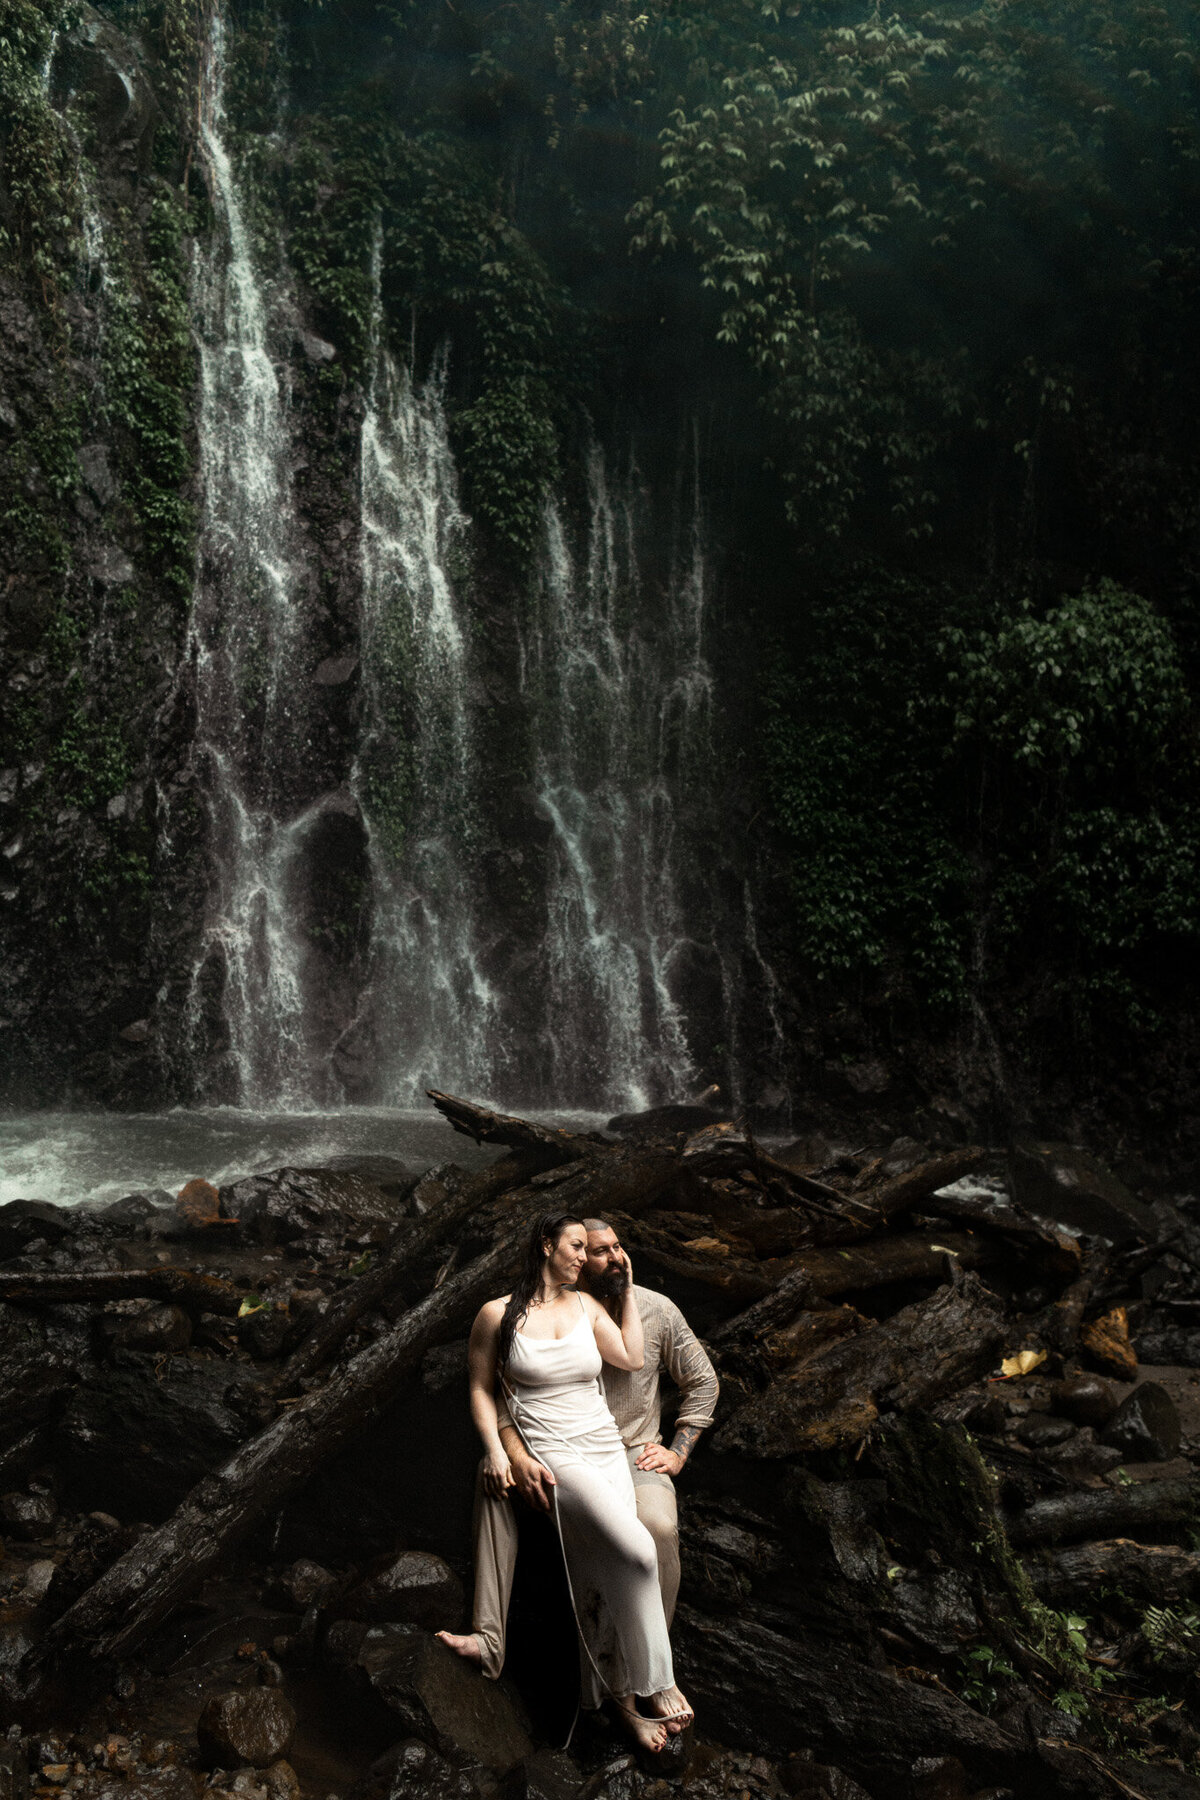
<box><xmin>587</xmin><ymin>1265</ymin><xmax>629</xmax><ymax>1303</ymax></box>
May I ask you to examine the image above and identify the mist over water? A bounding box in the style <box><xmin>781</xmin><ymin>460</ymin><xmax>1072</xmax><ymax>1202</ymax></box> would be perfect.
<box><xmin>0</xmin><ymin>1108</ymin><xmax>518</xmax><ymax>1208</ymax></box>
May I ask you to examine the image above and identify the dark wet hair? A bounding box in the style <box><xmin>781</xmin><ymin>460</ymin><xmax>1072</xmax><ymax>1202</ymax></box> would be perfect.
<box><xmin>497</xmin><ymin>1212</ymin><xmax>585</xmax><ymax>1372</ymax></box>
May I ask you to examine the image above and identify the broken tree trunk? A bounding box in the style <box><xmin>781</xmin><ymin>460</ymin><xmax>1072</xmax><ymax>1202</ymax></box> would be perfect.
<box><xmin>1007</xmin><ymin>1479</ymin><xmax>1200</xmax><ymax>1548</ymax></box>
<box><xmin>427</xmin><ymin>1090</ymin><xmax>596</xmax><ymax>1161</ymax></box>
<box><xmin>274</xmin><ymin>1152</ymin><xmax>541</xmax><ymax>1393</ymax></box>
<box><xmin>849</xmin><ymin>1147</ymin><xmax>987</xmax><ymax>1234</ymax></box>
<box><xmin>713</xmin><ymin>1267</ymin><xmax>1007</xmax><ymax>1456</ymax></box>
<box><xmin>711</xmin><ymin>1232</ymin><xmax>997</xmax><ymax>1344</ymax></box>
<box><xmin>10</xmin><ymin>1232</ymin><xmax>519</xmax><ymax>1705</ymax></box>
<box><xmin>0</xmin><ymin>1269</ymin><xmax>243</xmax><ymax>1316</ymax></box>
<box><xmin>1023</xmin><ymin>1539</ymin><xmax>1200</xmax><ymax>1608</ymax></box>
<box><xmin>672</xmin><ymin>1605</ymin><xmax>1084</xmax><ymax>1798</ymax></box>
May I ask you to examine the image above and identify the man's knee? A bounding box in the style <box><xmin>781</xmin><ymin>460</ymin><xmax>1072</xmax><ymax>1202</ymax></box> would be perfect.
<box><xmin>634</xmin><ymin>1480</ymin><xmax>678</xmax><ymax>1553</ymax></box>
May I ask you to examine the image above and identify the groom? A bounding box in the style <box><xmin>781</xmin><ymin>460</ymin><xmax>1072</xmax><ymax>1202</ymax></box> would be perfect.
<box><xmin>466</xmin><ymin>1217</ymin><xmax>719</xmax><ymax>1675</ymax></box>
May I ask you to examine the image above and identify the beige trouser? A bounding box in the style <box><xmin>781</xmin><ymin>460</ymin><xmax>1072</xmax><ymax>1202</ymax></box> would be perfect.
<box><xmin>471</xmin><ymin>1445</ymin><xmax>680</xmax><ymax>1681</ymax></box>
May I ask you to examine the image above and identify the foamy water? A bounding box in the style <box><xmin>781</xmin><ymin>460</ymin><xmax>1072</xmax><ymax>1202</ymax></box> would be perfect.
<box><xmin>0</xmin><ymin>1107</ymin><xmax>606</xmax><ymax>1208</ymax></box>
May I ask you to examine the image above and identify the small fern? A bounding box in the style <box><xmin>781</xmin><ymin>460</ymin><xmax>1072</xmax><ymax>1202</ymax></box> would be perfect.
<box><xmin>1140</xmin><ymin>1606</ymin><xmax>1200</xmax><ymax>1664</ymax></box>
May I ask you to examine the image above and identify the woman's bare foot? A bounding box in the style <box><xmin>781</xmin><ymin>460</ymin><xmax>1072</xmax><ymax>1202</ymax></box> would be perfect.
<box><xmin>647</xmin><ymin>1685</ymin><xmax>694</xmax><ymax>1734</ymax></box>
<box><xmin>614</xmin><ymin>1698</ymin><xmax>668</xmax><ymax>1754</ymax></box>
<box><xmin>434</xmin><ymin>1631</ymin><xmax>482</xmax><ymax>1664</ymax></box>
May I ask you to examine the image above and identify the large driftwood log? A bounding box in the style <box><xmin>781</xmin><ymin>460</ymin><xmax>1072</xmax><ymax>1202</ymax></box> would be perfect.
<box><xmin>274</xmin><ymin>1153</ymin><xmax>539</xmax><ymax>1392</ymax></box>
<box><xmin>0</xmin><ymin>1268</ymin><xmax>243</xmax><ymax>1316</ymax></box>
<box><xmin>673</xmin><ymin>1606</ymin><xmax>1092</xmax><ymax>1798</ymax></box>
<box><xmin>713</xmin><ymin>1268</ymin><xmax>1008</xmax><ymax>1456</ymax></box>
<box><xmin>850</xmin><ymin>1147</ymin><xmax>987</xmax><ymax>1233</ymax></box>
<box><xmin>427</xmin><ymin>1090</ymin><xmax>596</xmax><ymax>1160</ymax></box>
<box><xmin>1007</xmin><ymin>1479</ymin><xmax>1200</xmax><ymax>1549</ymax></box>
<box><xmin>712</xmin><ymin>1231</ymin><xmax>998</xmax><ymax>1344</ymax></box>
<box><xmin>10</xmin><ymin>1233</ymin><xmax>519</xmax><ymax>1703</ymax></box>
<box><xmin>1023</xmin><ymin>1538</ymin><xmax>1200</xmax><ymax>1608</ymax></box>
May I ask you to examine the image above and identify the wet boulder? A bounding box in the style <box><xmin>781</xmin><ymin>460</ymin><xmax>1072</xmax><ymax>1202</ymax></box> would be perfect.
<box><xmin>56</xmin><ymin>1353</ymin><xmax>252</xmax><ymax>1515</ymax></box>
<box><xmin>326</xmin><ymin>1623</ymin><xmax>532</xmax><ymax>1774</ymax></box>
<box><xmin>1100</xmin><ymin>1381</ymin><xmax>1182</xmax><ymax>1462</ymax></box>
<box><xmin>197</xmin><ymin>1691</ymin><xmax>296</xmax><ymax>1769</ymax></box>
<box><xmin>356</xmin><ymin>1739</ymin><xmax>481</xmax><ymax>1800</ymax></box>
<box><xmin>607</xmin><ymin>1104</ymin><xmax>727</xmax><ymax>1140</ymax></box>
<box><xmin>1050</xmin><ymin>1375</ymin><xmax>1117</xmax><ymax>1428</ymax></box>
<box><xmin>85</xmin><ymin>1193</ymin><xmax>171</xmax><ymax>1238</ymax></box>
<box><xmin>505</xmin><ymin>1749</ymin><xmax>583</xmax><ymax>1800</ymax></box>
<box><xmin>0</xmin><ymin>1201</ymin><xmax>76</xmax><ymax>1261</ymax></box>
<box><xmin>108</xmin><ymin>1303</ymin><xmax>192</xmax><ymax>1354</ymax></box>
<box><xmin>218</xmin><ymin>1169</ymin><xmax>401</xmax><ymax>1248</ymax></box>
<box><xmin>274</xmin><ymin>1558</ymin><xmax>339</xmax><ymax>1611</ymax></box>
<box><xmin>1008</xmin><ymin>1143</ymin><xmax>1155</xmax><ymax>1244</ymax></box>
<box><xmin>0</xmin><ymin>1490</ymin><xmax>57</xmax><ymax>1539</ymax></box>
<box><xmin>338</xmin><ymin>1551</ymin><xmax>464</xmax><ymax>1630</ymax></box>
<box><xmin>1014</xmin><ymin>1414</ymin><xmax>1075</xmax><ymax>1451</ymax></box>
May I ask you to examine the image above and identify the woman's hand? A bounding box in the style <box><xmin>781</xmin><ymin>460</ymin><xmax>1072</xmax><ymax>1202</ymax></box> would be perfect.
<box><xmin>613</xmin><ymin>1244</ymin><xmax>634</xmax><ymax>1287</ymax></box>
<box><xmin>481</xmin><ymin>1448</ymin><xmax>514</xmax><ymax>1497</ymax></box>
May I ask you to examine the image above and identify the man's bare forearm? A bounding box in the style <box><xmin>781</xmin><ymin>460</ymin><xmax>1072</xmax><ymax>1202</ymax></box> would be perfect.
<box><xmin>668</xmin><ymin>1423</ymin><xmax>703</xmax><ymax>1467</ymax></box>
<box><xmin>498</xmin><ymin>1422</ymin><xmax>527</xmax><ymax>1463</ymax></box>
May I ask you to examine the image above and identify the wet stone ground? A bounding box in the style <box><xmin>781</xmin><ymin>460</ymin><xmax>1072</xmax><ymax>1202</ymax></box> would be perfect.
<box><xmin>3</xmin><ymin>1119</ymin><xmax>1200</xmax><ymax>1800</ymax></box>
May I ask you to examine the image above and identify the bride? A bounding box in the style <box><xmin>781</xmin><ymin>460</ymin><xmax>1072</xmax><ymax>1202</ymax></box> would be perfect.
<box><xmin>437</xmin><ymin>1211</ymin><xmax>693</xmax><ymax>1754</ymax></box>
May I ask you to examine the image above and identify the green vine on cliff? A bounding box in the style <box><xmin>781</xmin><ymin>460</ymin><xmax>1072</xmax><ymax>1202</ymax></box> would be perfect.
<box><xmin>101</xmin><ymin>187</ymin><xmax>196</xmax><ymax>594</ymax></box>
<box><xmin>0</xmin><ymin>0</ymin><xmax>81</xmax><ymax>318</ymax></box>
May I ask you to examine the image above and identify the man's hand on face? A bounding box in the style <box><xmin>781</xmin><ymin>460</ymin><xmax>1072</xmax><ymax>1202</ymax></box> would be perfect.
<box><xmin>509</xmin><ymin>1442</ymin><xmax>557</xmax><ymax>1512</ymax></box>
<box><xmin>634</xmin><ymin>1444</ymin><xmax>685</xmax><ymax>1478</ymax></box>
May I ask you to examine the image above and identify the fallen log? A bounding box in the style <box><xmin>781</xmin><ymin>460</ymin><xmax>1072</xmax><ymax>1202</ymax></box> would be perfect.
<box><xmin>274</xmin><ymin>1152</ymin><xmax>541</xmax><ymax>1393</ymax></box>
<box><xmin>0</xmin><ymin>1268</ymin><xmax>243</xmax><ymax>1316</ymax></box>
<box><xmin>1023</xmin><ymin>1538</ymin><xmax>1200</xmax><ymax>1609</ymax></box>
<box><xmin>427</xmin><ymin>1090</ymin><xmax>596</xmax><ymax>1160</ymax></box>
<box><xmin>711</xmin><ymin>1231</ymin><xmax>996</xmax><ymax>1344</ymax></box>
<box><xmin>1032</xmin><ymin>1245</ymin><xmax>1109</xmax><ymax>1357</ymax></box>
<box><xmin>713</xmin><ymin>1268</ymin><xmax>1007</xmax><ymax>1456</ymax></box>
<box><xmin>924</xmin><ymin>1185</ymin><xmax>1082</xmax><ymax>1277</ymax></box>
<box><xmin>850</xmin><ymin>1148</ymin><xmax>987</xmax><ymax>1233</ymax></box>
<box><xmin>1007</xmin><ymin>1479</ymin><xmax>1200</xmax><ymax>1549</ymax></box>
<box><xmin>9</xmin><ymin>1232</ymin><xmax>520</xmax><ymax>1704</ymax></box>
<box><xmin>673</xmin><ymin>1605</ymin><xmax>1074</xmax><ymax>1797</ymax></box>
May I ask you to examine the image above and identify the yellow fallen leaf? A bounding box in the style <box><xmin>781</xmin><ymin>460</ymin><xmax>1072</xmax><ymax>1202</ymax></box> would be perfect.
<box><xmin>999</xmin><ymin>1348</ymin><xmax>1046</xmax><ymax>1379</ymax></box>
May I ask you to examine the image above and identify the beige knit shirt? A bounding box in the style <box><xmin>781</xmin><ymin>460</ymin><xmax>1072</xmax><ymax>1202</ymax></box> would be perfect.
<box><xmin>498</xmin><ymin>1284</ymin><xmax>719</xmax><ymax>1450</ymax></box>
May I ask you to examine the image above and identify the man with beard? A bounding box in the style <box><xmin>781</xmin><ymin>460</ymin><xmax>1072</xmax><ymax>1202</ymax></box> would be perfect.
<box><xmin>452</xmin><ymin>1217</ymin><xmax>719</xmax><ymax>1683</ymax></box>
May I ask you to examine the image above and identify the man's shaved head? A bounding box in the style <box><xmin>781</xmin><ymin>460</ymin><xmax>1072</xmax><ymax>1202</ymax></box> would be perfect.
<box><xmin>581</xmin><ymin>1218</ymin><xmax>627</xmax><ymax>1303</ymax></box>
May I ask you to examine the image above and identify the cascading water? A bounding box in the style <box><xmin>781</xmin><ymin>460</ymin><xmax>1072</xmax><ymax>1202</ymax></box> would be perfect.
<box><xmin>519</xmin><ymin>446</ymin><xmax>716</xmax><ymax>1110</ymax></box>
<box><xmin>185</xmin><ymin>8</ymin><xmax>317</xmax><ymax>1107</ymax></box>
<box><xmin>348</xmin><ymin>284</ymin><xmax>505</xmax><ymax>1102</ymax></box>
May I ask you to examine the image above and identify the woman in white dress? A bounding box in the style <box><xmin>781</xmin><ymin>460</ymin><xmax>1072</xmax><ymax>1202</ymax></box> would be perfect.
<box><xmin>437</xmin><ymin>1211</ymin><xmax>693</xmax><ymax>1754</ymax></box>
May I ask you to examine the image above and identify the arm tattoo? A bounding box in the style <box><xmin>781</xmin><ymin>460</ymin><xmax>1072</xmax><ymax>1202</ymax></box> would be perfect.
<box><xmin>669</xmin><ymin>1423</ymin><xmax>703</xmax><ymax>1466</ymax></box>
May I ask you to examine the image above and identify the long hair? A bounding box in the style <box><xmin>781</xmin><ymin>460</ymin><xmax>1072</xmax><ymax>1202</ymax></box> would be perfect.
<box><xmin>497</xmin><ymin>1212</ymin><xmax>584</xmax><ymax>1373</ymax></box>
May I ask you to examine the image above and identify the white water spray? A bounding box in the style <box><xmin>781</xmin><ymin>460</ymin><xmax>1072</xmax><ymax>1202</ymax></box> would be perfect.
<box><xmin>186</xmin><ymin>7</ymin><xmax>315</xmax><ymax>1106</ymax></box>
<box><xmin>349</xmin><ymin>267</ymin><xmax>504</xmax><ymax>1101</ymax></box>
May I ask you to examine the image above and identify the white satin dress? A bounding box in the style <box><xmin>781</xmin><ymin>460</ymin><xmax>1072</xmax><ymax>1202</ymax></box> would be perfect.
<box><xmin>503</xmin><ymin>1293</ymin><xmax>674</xmax><ymax>1706</ymax></box>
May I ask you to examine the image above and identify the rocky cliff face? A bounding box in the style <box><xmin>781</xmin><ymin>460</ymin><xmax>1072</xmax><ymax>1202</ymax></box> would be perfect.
<box><xmin>0</xmin><ymin>0</ymin><xmax>777</xmax><ymax>1114</ymax></box>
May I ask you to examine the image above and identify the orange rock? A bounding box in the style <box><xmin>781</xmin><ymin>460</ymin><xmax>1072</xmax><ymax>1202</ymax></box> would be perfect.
<box><xmin>1081</xmin><ymin>1305</ymin><xmax>1138</xmax><ymax>1380</ymax></box>
<box><xmin>176</xmin><ymin>1178</ymin><xmax>221</xmax><ymax>1228</ymax></box>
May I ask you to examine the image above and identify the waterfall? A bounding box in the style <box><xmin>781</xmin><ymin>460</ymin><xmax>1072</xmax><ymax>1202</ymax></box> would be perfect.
<box><xmin>349</xmin><ymin>295</ymin><xmax>505</xmax><ymax>1103</ymax></box>
<box><xmin>519</xmin><ymin>445</ymin><xmax>715</xmax><ymax>1111</ymax></box>
<box><xmin>185</xmin><ymin>8</ymin><xmax>316</xmax><ymax>1107</ymax></box>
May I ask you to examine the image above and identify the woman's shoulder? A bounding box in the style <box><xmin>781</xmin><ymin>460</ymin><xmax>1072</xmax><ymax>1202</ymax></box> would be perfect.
<box><xmin>473</xmin><ymin>1295</ymin><xmax>511</xmax><ymax>1328</ymax></box>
